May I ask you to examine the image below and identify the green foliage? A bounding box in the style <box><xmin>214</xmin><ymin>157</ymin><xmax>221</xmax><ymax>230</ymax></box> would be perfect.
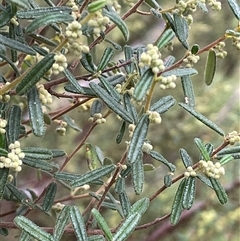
<box><xmin>0</xmin><ymin>0</ymin><xmax>239</xmax><ymax>240</ymax></box>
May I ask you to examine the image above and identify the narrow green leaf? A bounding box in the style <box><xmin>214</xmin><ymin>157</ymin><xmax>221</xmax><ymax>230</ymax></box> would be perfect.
<box><xmin>51</xmin><ymin>149</ymin><xmax>66</xmax><ymax>158</ymax></box>
<box><xmin>9</xmin><ymin>23</ymin><xmax>18</xmax><ymax>62</ymax></box>
<box><xmin>162</xmin><ymin>67</ymin><xmax>197</xmax><ymax>77</ymax></box>
<box><xmin>91</xmin><ymin>208</ymin><xmax>113</xmax><ymax>241</ymax></box>
<box><xmin>164</xmin><ymin>174</ymin><xmax>172</xmax><ymax>187</ymax></box>
<box><xmin>196</xmin><ymin>174</ymin><xmax>213</xmax><ymax>189</ymax></box>
<box><xmin>129</xmin><ymin>197</ymin><xmax>150</xmax><ymax>216</ymax></box>
<box><xmin>149</xmin><ymin>150</ymin><xmax>176</xmax><ymax>172</ymax></box>
<box><xmin>173</xmin><ymin>13</ymin><xmax>189</xmax><ymax>49</ymax></box>
<box><xmin>116</xmin><ymin>121</ymin><xmax>126</xmax><ymax>144</ymax></box>
<box><xmin>163</xmin><ymin>55</ymin><xmax>176</xmax><ymax>68</ymax></box>
<box><xmin>155</xmin><ymin>28</ymin><xmax>175</xmax><ymax>50</ymax></box>
<box><xmin>6</xmin><ymin>105</ymin><xmax>22</xmax><ymax>144</ymax></box>
<box><xmin>0</xmin><ymin>53</ymin><xmax>20</xmax><ymax>76</ymax></box>
<box><xmin>179</xmin><ymin>102</ymin><xmax>225</xmax><ymax>136</ymax></box>
<box><xmin>85</xmin><ymin>143</ymin><xmax>103</xmax><ymax>170</ymax></box>
<box><xmin>204</xmin><ymin>49</ymin><xmax>216</xmax><ymax>86</ymax></box>
<box><xmin>70</xmin><ymin>164</ymin><xmax>116</xmax><ymax>187</ymax></box>
<box><xmin>6</xmin><ymin>0</ymin><xmax>30</xmax><ymax>9</ymax></box>
<box><xmin>63</xmin><ymin>115</ymin><xmax>82</xmax><ymax>132</ymax></box>
<box><xmin>17</xmin><ymin>6</ymin><xmax>71</xmax><ymax>19</ymax></box>
<box><xmin>22</xmin><ymin>147</ymin><xmax>53</xmax><ymax>160</ymax></box>
<box><xmin>150</xmin><ymin>95</ymin><xmax>176</xmax><ymax>114</ymax></box>
<box><xmin>133</xmin><ymin>69</ymin><xmax>154</xmax><ymax>102</ymax></box>
<box><xmin>16</xmin><ymin>53</ymin><xmax>55</xmax><ymax>95</ymax></box>
<box><xmin>217</xmin><ymin>146</ymin><xmax>240</xmax><ymax>155</ymax></box>
<box><xmin>194</xmin><ymin>138</ymin><xmax>210</xmax><ymax>161</ymax></box>
<box><xmin>0</xmin><ymin>5</ymin><xmax>12</xmax><ymax>28</ymax></box>
<box><xmin>123</xmin><ymin>93</ymin><xmax>138</xmax><ymax>123</ymax></box>
<box><xmin>53</xmin><ymin>206</ymin><xmax>70</xmax><ymax>241</ymax></box>
<box><xmin>0</xmin><ymin>168</ymin><xmax>9</xmax><ymax>200</ymax></box>
<box><xmin>115</xmin><ymin>177</ymin><xmax>125</xmax><ymax>194</ymax></box>
<box><xmin>0</xmin><ymin>34</ymin><xmax>35</xmax><ymax>55</ymax></box>
<box><xmin>219</xmin><ymin>154</ymin><xmax>234</xmax><ymax>165</ymax></box>
<box><xmin>98</xmin><ymin>76</ymin><xmax>121</xmax><ymax>102</ymax></box>
<box><xmin>127</xmin><ymin>114</ymin><xmax>149</xmax><ymax>164</ymax></box>
<box><xmin>19</xmin><ymin>231</ymin><xmax>31</xmax><ymax>241</ymax></box>
<box><xmin>209</xmin><ymin>177</ymin><xmax>228</xmax><ymax>204</ymax></box>
<box><xmin>131</xmin><ymin>153</ymin><xmax>144</xmax><ymax>195</ymax></box>
<box><xmin>90</xmin><ymin>83</ymin><xmax>133</xmax><ymax>123</ymax></box>
<box><xmin>97</xmin><ymin>47</ymin><xmax>114</xmax><ymax>71</ymax></box>
<box><xmin>64</xmin><ymin>84</ymin><xmax>96</xmax><ymax>96</ymax></box>
<box><xmin>170</xmin><ymin>179</ymin><xmax>186</xmax><ymax>225</ymax></box>
<box><xmin>26</xmin><ymin>13</ymin><xmax>74</xmax><ymax>33</ymax></box>
<box><xmin>42</xmin><ymin>182</ymin><xmax>57</xmax><ymax>212</ymax></box>
<box><xmin>14</xmin><ymin>216</ymin><xmax>54</xmax><ymax>241</ymax></box>
<box><xmin>70</xmin><ymin>206</ymin><xmax>88</xmax><ymax>241</ymax></box>
<box><xmin>179</xmin><ymin>148</ymin><xmax>192</xmax><ymax>168</ymax></box>
<box><xmin>80</xmin><ymin>53</ymin><xmax>95</xmax><ymax>73</ymax></box>
<box><xmin>191</xmin><ymin>44</ymin><xmax>200</xmax><ymax>54</ymax></box>
<box><xmin>0</xmin><ymin>228</ymin><xmax>8</xmax><ymax>237</ymax></box>
<box><xmin>227</xmin><ymin>0</ymin><xmax>240</xmax><ymax>20</ymax></box>
<box><xmin>124</xmin><ymin>45</ymin><xmax>134</xmax><ymax>73</ymax></box>
<box><xmin>118</xmin><ymin>191</ymin><xmax>131</xmax><ymax>218</ymax></box>
<box><xmin>22</xmin><ymin>157</ymin><xmax>55</xmax><ymax>172</ymax></box>
<box><xmin>27</xmin><ymin>86</ymin><xmax>45</xmax><ymax>137</ymax></box>
<box><xmin>197</xmin><ymin>1</ymin><xmax>208</xmax><ymax>13</ymax></box>
<box><xmin>88</xmin><ymin>235</ymin><xmax>105</xmax><ymax>241</ymax></box>
<box><xmin>105</xmin><ymin>38</ymin><xmax>122</xmax><ymax>50</ymax></box>
<box><xmin>6</xmin><ymin>183</ymin><xmax>34</xmax><ymax>208</ymax></box>
<box><xmin>88</xmin><ymin>0</ymin><xmax>107</xmax><ymax>13</ymax></box>
<box><xmin>181</xmin><ymin>75</ymin><xmax>195</xmax><ymax>108</ymax></box>
<box><xmin>182</xmin><ymin>177</ymin><xmax>196</xmax><ymax>210</ymax></box>
<box><xmin>63</xmin><ymin>68</ymin><xmax>85</xmax><ymax>93</ymax></box>
<box><xmin>150</xmin><ymin>8</ymin><xmax>162</xmax><ymax>19</ymax></box>
<box><xmin>103</xmin><ymin>10</ymin><xmax>129</xmax><ymax>41</ymax></box>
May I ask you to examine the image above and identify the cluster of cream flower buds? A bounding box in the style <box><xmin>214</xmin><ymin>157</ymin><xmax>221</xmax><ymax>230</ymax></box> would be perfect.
<box><xmin>88</xmin><ymin>11</ymin><xmax>110</xmax><ymax>37</ymax></box>
<box><xmin>128</xmin><ymin>124</ymin><xmax>136</xmax><ymax>138</ymax></box>
<box><xmin>232</xmin><ymin>36</ymin><xmax>240</xmax><ymax>50</ymax></box>
<box><xmin>147</xmin><ymin>111</ymin><xmax>162</xmax><ymax>124</ymax></box>
<box><xmin>0</xmin><ymin>82</ymin><xmax>10</xmax><ymax>103</ymax></box>
<box><xmin>183</xmin><ymin>53</ymin><xmax>200</xmax><ymax>67</ymax></box>
<box><xmin>199</xmin><ymin>160</ymin><xmax>225</xmax><ymax>179</ymax></box>
<box><xmin>158</xmin><ymin>74</ymin><xmax>177</xmax><ymax>90</ymax></box>
<box><xmin>184</xmin><ymin>166</ymin><xmax>197</xmax><ymax>178</ymax></box>
<box><xmin>207</xmin><ymin>0</ymin><xmax>221</xmax><ymax>11</ymax></box>
<box><xmin>66</xmin><ymin>0</ymin><xmax>81</xmax><ymax>19</ymax></box>
<box><xmin>227</xmin><ymin>131</ymin><xmax>240</xmax><ymax>145</ymax></box>
<box><xmin>142</xmin><ymin>142</ymin><xmax>153</xmax><ymax>154</ymax></box>
<box><xmin>52</xmin><ymin>53</ymin><xmax>68</xmax><ymax>75</ymax></box>
<box><xmin>88</xmin><ymin>113</ymin><xmax>106</xmax><ymax>124</ymax></box>
<box><xmin>37</xmin><ymin>84</ymin><xmax>52</xmax><ymax>105</ymax></box>
<box><xmin>0</xmin><ymin>141</ymin><xmax>25</xmax><ymax>172</ymax></box>
<box><xmin>213</xmin><ymin>42</ymin><xmax>227</xmax><ymax>59</ymax></box>
<box><xmin>108</xmin><ymin>0</ymin><xmax>121</xmax><ymax>13</ymax></box>
<box><xmin>56</xmin><ymin>121</ymin><xmax>67</xmax><ymax>136</ymax></box>
<box><xmin>139</xmin><ymin>44</ymin><xmax>165</xmax><ymax>74</ymax></box>
<box><xmin>0</xmin><ymin>118</ymin><xmax>7</xmax><ymax>134</ymax></box>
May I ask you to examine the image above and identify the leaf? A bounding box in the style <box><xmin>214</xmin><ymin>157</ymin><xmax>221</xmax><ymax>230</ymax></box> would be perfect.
<box><xmin>181</xmin><ymin>75</ymin><xmax>195</xmax><ymax>108</ymax></box>
<box><xmin>127</xmin><ymin>114</ymin><xmax>149</xmax><ymax>164</ymax></box>
<box><xmin>131</xmin><ymin>152</ymin><xmax>144</xmax><ymax>195</ymax></box>
<box><xmin>22</xmin><ymin>147</ymin><xmax>53</xmax><ymax>160</ymax></box>
<box><xmin>91</xmin><ymin>208</ymin><xmax>113</xmax><ymax>241</ymax></box>
<box><xmin>124</xmin><ymin>45</ymin><xmax>134</xmax><ymax>73</ymax></box>
<box><xmin>196</xmin><ymin>174</ymin><xmax>213</xmax><ymax>189</ymax></box>
<box><xmin>118</xmin><ymin>191</ymin><xmax>131</xmax><ymax>218</ymax></box>
<box><xmin>123</xmin><ymin>93</ymin><xmax>138</xmax><ymax>123</ymax></box>
<box><xmin>150</xmin><ymin>95</ymin><xmax>176</xmax><ymax>114</ymax></box>
<box><xmin>6</xmin><ymin>105</ymin><xmax>22</xmax><ymax>144</ymax></box>
<box><xmin>0</xmin><ymin>228</ymin><xmax>8</xmax><ymax>237</ymax></box>
<box><xmin>51</xmin><ymin>149</ymin><xmax>66</xmax><ymax>158</ymax></box>
<box><xmin>88</xmin><ymin>0</ymin><xmax>107</xmax><ymax>13</ymax></box>
<box><xmin>0</xmin><ymin>34</ymin><xmax>35</xmax><ymax>55</ymax></box>
<box><xmin>103</xmin><ymin>9</ymin><xmax>129</xmax><ymax>41</ymax></box>
<box><xmin>164</xmin><ymin>174</ymin><xmax>172</xmax><ymax>187</ymax></box>
<box><xmin>194</xmin><ymin>138</ymin><xmax>210</xmax><ymax>161</ymax></box>
<box><xmin>17</xmin><ymin>6</ymin><xmax>72</xmax><ymax>19</ymax></box>
<box><xmin>22</xmin><ymin>157</ymin><xmax>56</xmax><ymax>172</ymax></box>
<box><xmin>227</xmin><ymin>0</ymin><xmax>240</xmax><ymax>20</ymax></box>
<box><xmin>97</xmin><ymin>47</ymin><xmax>114</xmax><ymax>71</ymax></box>
<box><xmin>219</xmin><ymin>154</ymin><xmax>234</xmax><ymax>166</ymax></box>
<box><xmin>133</xmin><ymin>69</ymin><xmax>154</xmax><ymax>102</ymax></box>
<box><xmin>217</xmin><ymin>146</ymin><xmax>240</xmax><ymax>155</ymax></box>
<box><xmin>179</xmin><ymin>102</ymin><xmax>225</xmax><ymax>136</ymax></box>
<box><xmin>162</xmin><ymin>67</ymin><xmax>197</xmax><ymax>77</ymax></box>
<box><xmin>179</xmin><ymin>148</ymin><xmax>193</xmax><ymax>168</ymax></box>
<box><xmin>204</xmin><ymin>49</ymin><xmax>216</xmax><ymax>86</ymax></box>
<box><xmin>53</xmin><ymin>206</ymin><xmax>70</xmax><ymax>241</ymax></box>
<box><xmin>129</xmin><ymin>197</ymin><xmax>150</xmax><ymax>216</ymax></box>
<box><xmin>0</xmin><ymin>168</ymin><xmax>9</xmax><ymax>200</ymax></box>
<box><xmin>163</xmin><ymin>55</ymin><xmax>176</xmax><ymax>68</ymax></box>
<box><xmin>209</xmin><ymin>177</ymin><xmax>228</xmax><ymax>204</ymax></box>
<box><xmin>155</xmin><ymin>28</ymin><xmax>175</xmax><ymax>50</ymax></box>
<box><xmin>173</xmin><ymin>13</ymin><xmax>189</xmax><ymax>49</ymax></box>
<box><xmin>149</xmin><ymin>150</ymin><xmax>176</xmax><ymax>172</ymax></box>
<box><xmin>70</xmin><ymin>206</ymin><xmax>88</xmax><ymax>241</ymax></box>
<box><xmin>16</xmin><ymin>53</ymin><xmax>55</xmax><ymax>95</ymax></box>
<box><xmin>70</xmin><ymin>164</ymin><xmax>116</xmax><ymax>187</ymax></box>
<box><xmin>42</xmin><ymin>182</ymin><xmax>57</xmax><ymax>212</ymax></box>
<box><xmin>90</xmin><ymin>83</ymin><xmax>133</xmax><ymax>123</ymax></box>
<box><xmin>6</xmin><ymin>183</ymin><xmax>34</xmax><ymax>208</ymax></box>
<box><xmin>191</xmin><ymin>44</ymin><xmax>200</xmax><ymax>54</ymax></box>
<box><xmin>0</xmin><ymin>53</ymin><xmax>20</xmax><ymax>76</ymax></box>
<box><xmin>85</xmin><ymin>143</ymin><xmax>103</xmax><ymax>170</ymax></box>
<box><xmin>27</xmin><ymin>86</ymin><xmax>46</xmax><ymax>137</ymax></box>
<box><xmin>0</xmin><ymin>5</ymin><xmax>12</xmax><ymax>28</ymax></box>
<box><xmin>19</xmin><ymin>231</ymin><xmax>31</xmax><ymax>241</ymax></box>
<box><xmin>88</xmin><ymin>235</ymin><xmax>105</xmax><ymax>241</ymax></box>
<box><xmin>14</xmin><ymin>216</ymin><xmax>54</xmax><ymax>241</ymax></box>
<box><xmin>116</xmin><ymin>121</ymin><xmax>126</xmax><ymax>144</ymax></box>
<box><xmin>64</xmin><ymin>84</ymin><xmax>96</xmax><ymax>96</ymax></box>
<box><xmin>170</xmin><ymin>179</ymin><xmax>186</xmax><ymax>225</ymax></box>
<box><xmin>63</xmin><ymin>68</ymin><xmax>85</xmax><ymax>93</ymax></box>
<box><xmin>6</xmin><ymin>0</ymin><xmax>31</xmax><ymax>9</ymax></box>
<box><xmin>144</xmin><ymin>0</ymin><xmax>161</xmax><ymax>9</ymax></box>
<box><xmin>63</xmin><ymin>115</ymin><xmax>82</xmax><ymax>132</ymax></box>
<box><xmin>182</xmin><ymin>177</ymin><xmax>196</xmax><ymax>210</ymax></box>
<box><xmin>197</xmin><ymin>1</ymin><xmax>208</xmax><ymax>13</ymax></box>
<box><xmin>26</xmin><ymin>13</ymin><xmax>74</xmax><ymax>33</ymax></box>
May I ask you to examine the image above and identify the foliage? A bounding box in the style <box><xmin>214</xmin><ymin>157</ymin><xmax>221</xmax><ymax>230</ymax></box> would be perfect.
<box><xmin>0</xmin><ymin>0</ymin><xmax>239</xmax><ymax>240</ymax></box>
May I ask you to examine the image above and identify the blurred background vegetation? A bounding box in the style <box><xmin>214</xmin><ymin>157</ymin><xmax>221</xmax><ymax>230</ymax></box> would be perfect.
<box><xmin>1</xmin><ymin>0</ymin><xmax>239</xmax><ymax>240</ymax></box>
